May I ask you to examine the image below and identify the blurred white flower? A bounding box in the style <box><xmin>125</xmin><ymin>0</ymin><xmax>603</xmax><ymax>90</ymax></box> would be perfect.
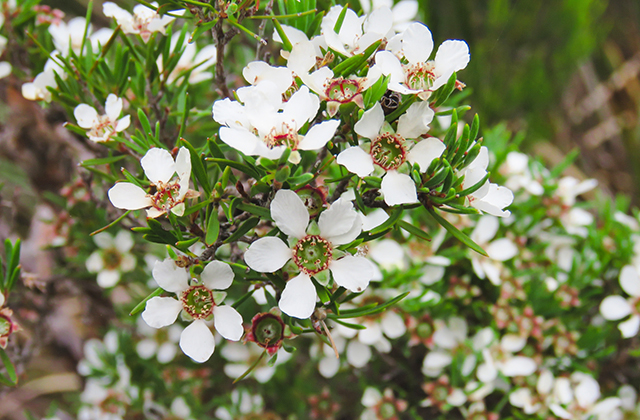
<box><xmin>74</xmin><ymin>94</ymin><xmax>130</xmax><ymax>143</ymax></box>
<box><xmin>86</xmin><ymin>230</ymin><xmax>136</xmax><ymax>288</ymax></box>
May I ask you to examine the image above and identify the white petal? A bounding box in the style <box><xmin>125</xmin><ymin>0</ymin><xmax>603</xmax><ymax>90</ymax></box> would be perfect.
<box><xmin>213</xmin><ymin>305</ymin><xmax>244</xmax><ymax>341</ymax></box>
<box><xmin>114</xmin><ymin>230</ymin><xmax>134</xmax><ymax>252</ymax></box>
<box><xmin>0</xmin><ymin>62</ymin><xmax>11</xmax><ymax>79</ymax></box>
<box><xmin>600</xmin><ymin>295</ymin><xmax>632</xmax><ymax>320</ymax></box>
<box><xmin>397</xmin><ymin>101</ymin><xmax>435</xmax><ymax>139</ymax></box>
<box><xmin>434</xmin><ymin>40</ymin><xmax>470</xmax><ymax>76</ymax></box>
<box><xmin>283</xmin><ymin>85</ymin><xmax>319</xmax><ymax>127</ymax></box>
<box><xmin>116</xmin><ymin>115</ymin><xmax>131</xmax><ymax>132</ymax></box>
<box><xmin>407</xmin><ymin>137</ymin><xmax>446</xmax><ymax>172</ymax></box>
<box><xmin>318</xmin><ymin>197</ymin><xmax>358</xmax><ymax>239</ymax></box>
<box><xmin>326</xmin><ymin>212</ymin><xmax>362</xmax><ymax>246</ymax></box>
<box><xmin>179</xmin><ymin>319</ymin><xmax>215</xmax><ymax>363</ymax></box>
<box><xmin>141</xmin><ymin>148</ymin><xmax>176</xmax><ymax>184</ymax></box>
<box><xmin>337</xmin><ymin>146</ymin><xmax>374</xmax><ymax>178</ymax></box>
<box><xmin>361</xmin><ymin>387</ymin><xmax>382</xmax><ymax>407</ymax></box>
<box><xmin>346</xmin><ymin>340</ymin><xmax>371</xmax><ymax>368</ymax></box>
<box><xmin>359</xmin><ymin>322</ymin><xmax>383</xmax><ymax>344</ymax></box>
<box><xmin>477</xmin><ymin>362</ymin><xmax>497</xmax><ymax>383</ymax></box>
<box><xmin>500</xmin><ymin>356</ymin><xmax>537</xmax><ymax>377</ymax></box>
<box><xmin>402</xmin><ymin>22</ymin><xmax>433</xmax><ymax>64</ymax></box>
<box><xmin>381</xmin><ymin>311</ymin><xmax>406</xmax><ymax>339</ymax></box>
<box><xmin>381</xmin><ymin>171</ymin><xmax>418</xmax><ymax>206</ymax></box>
<box><xmin>619</xmin><ymin>314</ymin><xmax>640</xmax><ymax>338</ymax></box>
<box><xmin>244</xmin><ymin>237</ymin><xmax>292</xmax><ymax>273</ymax></box>
<box><xmin>575</xmin><ymin>376</ymin><xmax>600</xmax><ymax>408</ymax></box>
<box><xmin>330</xmin><ymin>255</ymin><xmax>374</xmax><ymax>293</ymax></box>
<box><xmin>473</xmin><ymin>184</ymin><xmax>514</xmax><ymax>218</ymax></box>
<box><xmin>175</xmin><ymin>147</ymin><xmax>192</xmax><ymax>181</ymax></box>
<box><xmin>298</xmin><ymin>120</ymin><xmax>340</xmax><ymax>150</ymax></box>
<box><xmin>93</xmin><ymin>232</ymin><xmax>115</xmax><ymax>249</ymax></box>
<box><xmin>74</xmin><ymin>104</ymin><xmax>98</xmax><ymax>129</ymax></box>
<box><xmin>550</xmin><ymin>404</ymin><xmax>572</xmax><ymax>419</ymax></box>
<box><xmin>471</xmin><ymin>215</ymin><xmax>499</xmax><ymax>244</ymax></box>
<box><xmin>271</xmin><ymin>189</ymin><xmax>309</xmax><ymax>238</ymax></box>
<box><xmin>278</xmin><ymin>273</ymin><xmax>316</xmax><ymax>319</ymax></box>
<box><xmin>108</xmin><ymin>182</ymin><xmax>153</xmax><ymax>210</ymax></box>
<box><xmin>97</xmin><ymin>270</ymin><xmax>120</xmax><ymax>288</ymax></box>
<box><xmin>447</xmin><ymin>389</ymin><xmax>466</xmax><ymax>407</ymax></box>
<box><xmin>354</xmin><ymin>103</ymin><xmax>384</xmax><ymax>140</ymax></box>
<box><xmin>486</xmin><ymin>238</ymin><xmax>518</xmax><ymax>261</ymax></box>
<box><xmin>360</xmin><ymin>208</ymin><xmax>389</xmax><ymax>231</ymax></box>
<box><xmin>201</xmin><ymin>260</ymin><xmax>234</xmax><ymax>291</ymax></box>
<box><xmin>86</xmin><ymin>252</ymin><xmax>103</xmax><ymax>273</ymax></box>
<box><xmin>152</xmin><ymin>258</ymin><xmax>190</xmax><ymax>293</ymax></box>
<box><xmin>620</xmin><ymin>265</ymin><xmax>640</xmax><ymax>297</ymax></box>
<box><xmin>142</xmin><ymin>296</ymin><xmax>183</xmax><ymax>328</ymax></box>
<box><xmin>422</xmin><ymin>351</ymin><xmax>452</xmax><ymax>376</ymax></box>
<box><xmin>105</xmin><ymin>94</ymin><xmax>123</xmax><ymax>121</ymax></box>
<box><xmin>318</xmin><ymin>356</ymin><xmax>340</xmax><ymax>378</ymax></box>
<box><xmin>500</xmin><ymin>334</ymin><xmax>526</xmax><ymax>352</ymax></box>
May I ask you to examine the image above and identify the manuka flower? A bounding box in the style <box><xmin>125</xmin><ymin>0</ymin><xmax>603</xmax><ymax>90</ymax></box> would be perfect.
<box><xmin>108</xmin><ymin>147</ymin><xmax>199</xmax><ymax>218</ymax></box>
<box><xmin>103</xmin><ymin>2</ymin><xmax>182</xmax><ymax>43</ymax></box>
<box><xmin>74</xmin><ymin>94</ymin><xmax>131</xmax><ymax>143</ymax></box>
<box><xmin>213</xmin><ymin>84</ymin><xmax>339</xmax><ymax>160</ymax></box>
<box><xmin>600</xmin><ymin>265</ymin><xmax>640</xmax><ymax>338</ymax></box>
<box><xmin>337</xmin><ymin>102</ymin><xmax>445</xmax><ymax>206</ymax></box>
<box><xmin>142</xmin><ymin>259</ymin><xmax>244</xmax><ymax>363</ymax></box>
<box><xmin>244</xmin><ymin>189</ymin><xmax>375</xmax><ymax>319</ymax></box>
<box><xmin>86</xmin><ymin>230</ymin><xmax>136</xmax><ymax>288</ymax></box>
<box><xmin>374</xmin><ymin>22</ymin><xmax>470</xmax><ymax>99</ymax></box>
<box><xmin>321</xmin><ymin>5</ymin><xmax>393</xmax><ymax>57</ymax></box>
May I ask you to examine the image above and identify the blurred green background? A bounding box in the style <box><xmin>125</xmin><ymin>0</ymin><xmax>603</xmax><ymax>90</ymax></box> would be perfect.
<box><xmin>41</xmin><ymin>0</ymin><xmax>640</xmax><ymax>203</ymax></box>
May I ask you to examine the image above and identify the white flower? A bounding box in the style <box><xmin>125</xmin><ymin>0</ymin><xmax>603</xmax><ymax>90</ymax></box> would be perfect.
<box><xmin>458</xmin><ymin>146</ymin><xmax>514</xmax><ymax>217</ymax></box>
<box><xmin>549</xmin><ymin>373</ymin><xmax>621</xmax><ymax>420</ymax></box>
<box><xmin>74</xmin><ymin>94</ymin><xmax>131</xmax><ymax>143</ymax></box>
<box><xmin>469</xmin><ymin>215</ymin><xmax>518</xmax><ymax>286</ymax></box>
<box><xmin>214</xmin><ymin>84</ymin><xmax>338</xmax><ymax>160</ymax></box>
<box><xmin>337</xmin><ymin>102</ymin><xmax>445</xmax><ymax>206</ymax></box>
<box><xmin>86</xmin><ymin>230</ymin><xmax>136</xmax><ymax>288</ymax></box>
<box><xmin>374</xmin><ymin>22</ymin><xmax>470</xmax><ymax>99</ymax></box>
<box><xmin>108</xmin><ymin>147</ymin><xmax>199</xmax><ymax>218</ymax></box>
<box><xmin>103</xmin><ymin>1</ymin><xmax>182</xmax><ymax>43</ymax></box>
<box><xmin>141</xmin><ymin>259</ymin><xmax>244</xmax><ymax>363</ymax></box>
<box><xmin>321</xmin><ymin>5</ymin><xmax>393</xmax><ymax>57</ymax></box>
<box><xmin>244</xmin><ymin>189</ymin><xmax>375</xmax><ymax>319</ymax></box>
<box><xmin>0</xmin><ymin>17</ymin><xmax>10</xmax><ymax>80</ymax></box>
<box><xmin>158</xmin><ymin>33</ymin><xmax>217</xmax><ymax>84</ymax></box>
<box><xmin>600</xmin><ymin>265</ymin><xmax>640</xmax><ymax>338</ymax></box>
<box><xmin>359</xmin><ymin>0</ymin><xmax>418</xmax><ymax>32</ymax></box>
<box><xmin>499</xmin><ymin>151</ymin><xmax>543</xmax><ymax>196</ymax></box>
<box><xmin>135</xmin><ymin>317</ymin><xmax>182</xmax><ymax>363</ymax></box>
<box><xmin>422</xmin><ymin>317</ymin><xmax>472</xmax><ymax>377</ymax></box>
<box><xmin>475</xmin><ymin>330</ymin><xmax>537</xmax><ymax>387</ymax></box>
<box><xmin>21</xmin><ymin>68</ymin><xmax>57</xmax><ymax>102</ymax></box>
<box><xmin>556</xmin><ymin>176</ymin><xmax>597</xmax><ymax>206</ymax></box>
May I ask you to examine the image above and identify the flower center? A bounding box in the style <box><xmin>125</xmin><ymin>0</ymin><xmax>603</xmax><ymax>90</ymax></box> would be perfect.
<box><xmin>324</xmin><ymin>77</ymin><xmax>362</xmax><ymax>103</ymax></box>
<box><xmin>405</xmin><ymin>62</ymin><xmax>435</xmax><ymax>91</ymax></box>
<box><xmin>180</xmin><ymin>285</ymin><xmax>214</xmax><ymax>319</ymax></box>
<box><xmin>102</xmin><ymin>248</ymin><xmax>122</xmax><ymax>270</ymax></box>
<box><xmin>151</xmin><ymin>181</ymin><xmax>182</xmax><ymax>213</ymax></box>
<box><xmin>370</xmin><ymin>133</ymin><xmax>407</xmax><ymax>171</ymax></box>
<box><xmin>252</xmin><ymin>313</ymin><xmax>284</xmax><ymax>348</ymax></box>
<box><xmin>293</xmin><ymin>235</ymin><xmax>332</xmax><ymax>275</ymax></box>
<box><xmin>264</xmin><ymin>123</ymin><xmax>299</xmax><ymax>150</ymax></box>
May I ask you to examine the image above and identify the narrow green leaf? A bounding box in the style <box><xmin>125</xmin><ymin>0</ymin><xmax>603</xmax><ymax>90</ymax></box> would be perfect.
<box><xmin>208</xmin><ymin>158</ymin><xmax>262</xmax><ymax>179</ymax></box>
<box><xmin>129</xmin><ymin>287</ymin><xmax>163</xmax><ymax>316</ymax></box>
<box><xmin>236</xmin><ymin>202</ymin><xmax>271</xmax><ymax>220</ymax></box>
<box><xmin>370</xmin><ymin>207</ymin><xmax>403</xmax><ymax>234</ymax></box>
<box><xmin>175</xmin><ymin>237</ymin><xmax>201</xmax><ymax>251</ymax></box>
<box><xmin>137</xmin><ymin>109</ymin><xmax>153</xmax><ymax>139</ymax></box>
<box><xmin>397</xmin><ymin>220</ymin><xmax>431</xmax><ymax>242</ymax></box>
<box><xmin>81</xmin><ymin>155</ymin><xmax>127</xmax><ymax>167</ymax></box>
<box><xmin>205</xmin><ymin>208</ymin><xmax>220</xmax><ymax>246</ymax></box>
<box><xmin>330</xmin><ymin>292</ymin><xmax>410</xmax><ymax>319</ymax></box>
<box><xmin>427</xmin><ymin>207</ymin><xmax>487</xmax><ymax>256</ymax></box>
<box><xmin>224</xmin><ymin>217</ymin><xmax>260</xmax><ymax>244</ymax></box>
<box><xmin>0</xmin><ymin>348</ymin><xmax>17</xmax><ymax>384</ymax></box>
<box><xmin>457</xmin><ymin>173</ymin><xmax>490</xmax><ymax>198</ymax></box>
<box><xmin>179</xmin><ymin>138</ymin><xmax>212</xmax><ymax>195</ymax></box>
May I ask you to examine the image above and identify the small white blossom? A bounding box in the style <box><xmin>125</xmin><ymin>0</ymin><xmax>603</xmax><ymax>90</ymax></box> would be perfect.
<box><xmin>244</xmin><ymin>189</ymin><xmax>375</xmax><ymax>319</ymax></box>
<box><xmin>108</xmin><ymin>147</ymin><xmax>199</xmax><ymax>218</ymax></box>
<box><xmin>103</xmin><ymin>2</ymin><xmax>182</xmax><ymax>43</ymax></box>
<box><xmin>86</xmin><ymin>230</ymin><xmax>136</xmax><ymax>288</ymax></box>
<box><xmin>74</xmin><ymin>94</ymin><xmax>131</xmax><ymax>143</ymax></box>
<box><xmin>600</xmin><ymin>265</ymin><xmax>640</xmax><ymax>338</ymax></box>
<box><xmin>141</xmin><ymin>259</ymin><xmax>244</xmax><ymax>363</ymax></box>
<box><xmin>337</xmin><ymin>102</ymin><xmax>445</xmax><ymax>206</ymax></box>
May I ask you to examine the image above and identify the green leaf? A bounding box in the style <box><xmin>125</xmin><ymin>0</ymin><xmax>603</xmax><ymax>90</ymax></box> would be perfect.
<box><xmin>175</xmin><ymin>237</ymin><xmax>201</xmax><ymax>251</ymax></box>
<box><xmin>271</xmin><ymin>16</ymin><xmax>292</xmax><ymax>51</ymax></box>
<box><xmin>205</xmin><ymin>207</ymin><xmax>220</xmax><ymax>246</ymax></box>
<box><xmin>330</xmin><ymin>291</ymin><xmax>409</xmax><ymax>319</ymax></box>
<box><xmin>457</xmin><ymin>173</ymin><xmax>490</xmax><ymax>198</ymax></box>
<box><xmin>432</xmin><ymin>71</ymin><xmax>458</xmax><ymax>108</ymax></box>
<box><xmin>137</xmin><ymin>109</ymin><xmax>153</xmax><ymax>140</ymax></box>
<box><xmin>0</xmin><ymin>347</ymin><xmax>17</xmax><ymax>385</ymax></box>
<box><xmin>333</xmin><ymin>40</ymin><xmax>382</xmax><ymax>77</ymax></box>
<box><xmin>81</xmin><ymin>155</ymin><xmax>127</xmax><ymax>167</ymax></box>
<box><xmin>224</xmin><ymin>217</ymin><xmax>260</xmax><ymax>244</ymax></box>
<box><xmin>550</xmin><ymin>148</ymin><xmax>580</xmax><ymax>178</ymax></box>
<box><xmin>397</xmin><ymin>220</ymin><xmax>431</xmax><ymax>242</ymax></box>
<box><xmin>179</xmin><ymin>138</ymin><xmax>212</xmax><ymax>195</ymax></box>
<box><xmin>208</xmin><ymin>158</ymin><xmax>262</xmax><ymax>180</ymax></box>
<box><xmin>236</xmin><ymin>202</ymin><xmax>271</xmax><ymax>220</ymax></box>
<box><xmin>370</xmin><ymin>207</ymin><xmax>403</xmax><ymax>234</ymax></box>
<box><xmin>129</xmin><ymin>287</ymin><xmax>163</xmax><ymax>316</ymax></box>
<box><xmin>427</xmin><ymin>207</ymin><xmax>487</xmax><ymax>256</ymax></box>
